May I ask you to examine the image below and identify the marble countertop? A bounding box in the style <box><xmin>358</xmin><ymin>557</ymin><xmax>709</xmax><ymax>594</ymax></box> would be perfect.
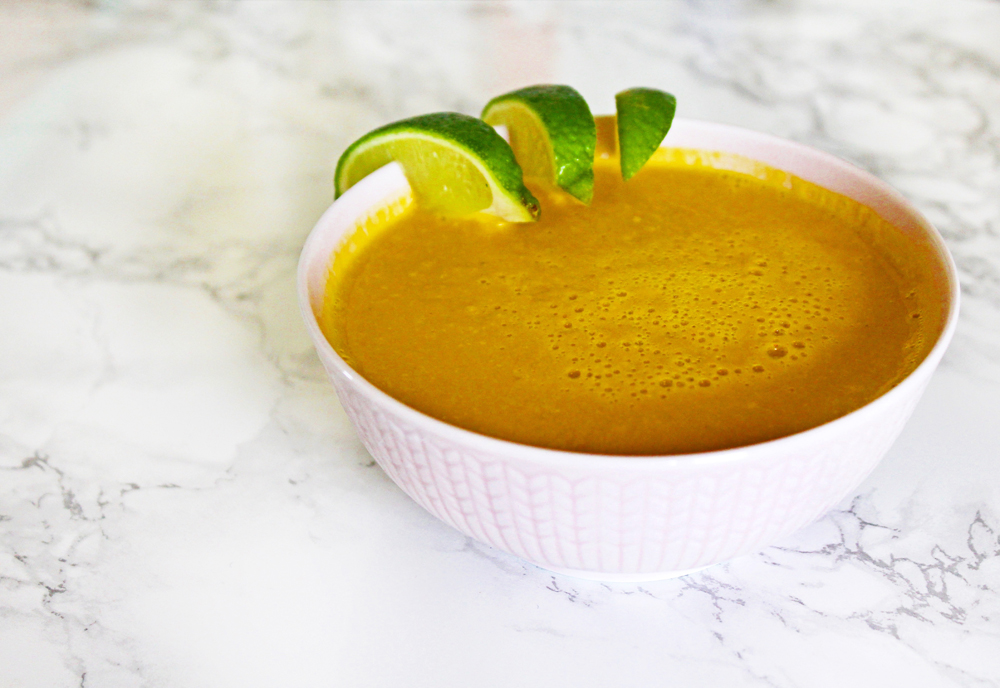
<box><xmin>2</xmin><ymin>1</ymin><xmax>999</xmax><ymax>686</ymax></box>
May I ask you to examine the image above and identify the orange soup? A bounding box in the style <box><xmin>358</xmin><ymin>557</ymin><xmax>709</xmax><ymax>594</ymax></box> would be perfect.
<box><xmin>319</xmin><ymin>149</ymin><xmax>945</xmax><ymax>455</ymax></box>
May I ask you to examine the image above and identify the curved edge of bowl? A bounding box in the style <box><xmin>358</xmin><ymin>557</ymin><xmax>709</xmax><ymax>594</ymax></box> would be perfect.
<box><xmin>297</xmin><ymin>120</ymin><xmax>959</xmax><ymax>473</ymax></box>
<box><xmin>297</xmin><ymin>119</ymin><xmax>960</xmax><ymax>577</ymax></box>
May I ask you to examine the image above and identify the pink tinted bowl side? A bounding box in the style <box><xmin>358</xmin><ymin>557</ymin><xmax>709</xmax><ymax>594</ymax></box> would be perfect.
<box><xmin>298</xmin><ymin>119</ymin><xmax>959</xmax><ymax>582</ymax></box>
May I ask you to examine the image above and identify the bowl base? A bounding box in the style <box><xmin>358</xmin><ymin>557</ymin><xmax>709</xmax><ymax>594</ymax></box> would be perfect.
<box><xmin>538</xmin><ymin>564</ymin><xmax>710</xmax><ymax>582</ymax></box>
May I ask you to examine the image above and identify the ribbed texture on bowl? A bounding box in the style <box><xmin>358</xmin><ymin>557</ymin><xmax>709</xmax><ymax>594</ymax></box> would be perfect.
<box><xmin>327</xmin><ymin>362</ymin><xmax>927</xmax><ymax>575</ymax></box>
<box><xmin>300</xmin><ymin>120</ymin><xmax>958</xmax><ymax>579</ymax></box>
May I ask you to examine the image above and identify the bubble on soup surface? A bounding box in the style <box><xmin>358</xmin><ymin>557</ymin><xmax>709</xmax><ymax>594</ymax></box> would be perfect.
<box><xmin>768</xmin><ymin>344</ymin><xmax>788</xmax><ymax>358</ymax></box>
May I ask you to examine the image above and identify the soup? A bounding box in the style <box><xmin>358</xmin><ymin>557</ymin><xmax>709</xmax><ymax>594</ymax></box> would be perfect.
<box><xmin>319</xmin><ymin>148</ymin><xmax>945</xmax><ymax>455</ymax></box>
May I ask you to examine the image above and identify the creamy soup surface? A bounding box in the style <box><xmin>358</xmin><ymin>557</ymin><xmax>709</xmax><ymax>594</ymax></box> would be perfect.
<box><xmin>320</xmin><ymin>146</ymin><xmax>945</xmax><ymax>455</ymax></box>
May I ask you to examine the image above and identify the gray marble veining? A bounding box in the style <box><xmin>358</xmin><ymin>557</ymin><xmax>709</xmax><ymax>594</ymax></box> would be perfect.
<box><xmin>1</xmin><ymin>1</ymin><xmax>998</xmax><ymax>686</ymax></box>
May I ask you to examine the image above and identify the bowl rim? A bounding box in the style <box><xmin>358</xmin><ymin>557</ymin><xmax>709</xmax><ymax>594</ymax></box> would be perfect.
<box><xmin>298</xmin><ymin>117</ymin><xmax>960</xmax><ymax>472</ymax></box>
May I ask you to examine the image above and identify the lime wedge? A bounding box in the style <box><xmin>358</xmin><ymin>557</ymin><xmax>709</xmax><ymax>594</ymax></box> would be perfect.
<box><xmin>481</xmin><ymin>85</ymin><xmax>597</xmax><ymax>204</ymax></box>
<box><xmin>334</xmin><ymin>112</ymin><xmax>540</xmax><ymax>222</ymax></box>
<box><xmin>615</xmin><ymin>88</ymin><xmax>677</xmax><ymax>181</ymax></box>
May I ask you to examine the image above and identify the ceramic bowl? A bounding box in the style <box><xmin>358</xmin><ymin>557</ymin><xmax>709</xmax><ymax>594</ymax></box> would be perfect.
<box><xmin>298</xmin><ymin>119</ymin><xmax>959</xmax><ymax>582</ymax></box>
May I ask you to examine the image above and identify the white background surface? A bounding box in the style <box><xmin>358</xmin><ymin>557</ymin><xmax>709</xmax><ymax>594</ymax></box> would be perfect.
<box><xmin>1</xmin><ymin>1</ymin><xmax>998</xmax><ymax>686</ymax></box>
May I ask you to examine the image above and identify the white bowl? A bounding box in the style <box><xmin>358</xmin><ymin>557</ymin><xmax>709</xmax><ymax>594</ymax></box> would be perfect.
<box><xmin>298</xmin><ymin>119</ymin><xmax>960</xmax><ymax>582</ymax></box>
